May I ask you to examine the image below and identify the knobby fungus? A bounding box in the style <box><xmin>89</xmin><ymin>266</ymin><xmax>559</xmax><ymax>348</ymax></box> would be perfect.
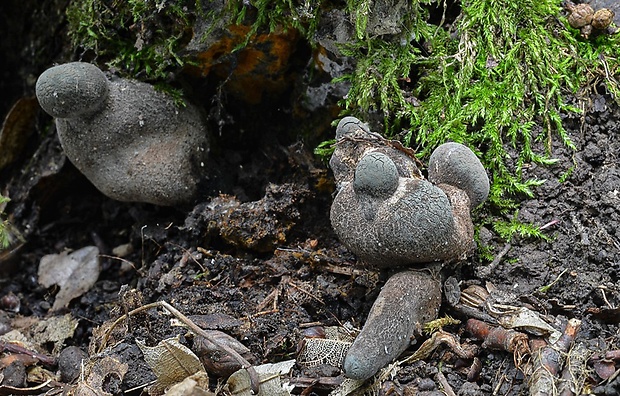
<box><xmin>329</xmin><ymin>116</ymin><xmax>490</xmax><ymax>380</ymax></box>
<box><xmin>35</xmin><ymin>62</ymin><xmax>209</xmax><ymax>206</ymax></box>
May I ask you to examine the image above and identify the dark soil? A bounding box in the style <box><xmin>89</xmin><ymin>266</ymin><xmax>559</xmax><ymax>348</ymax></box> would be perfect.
<box><xmin>1</xmin><ymin>1</ymin><xmax>619</xmax><ymax>396</ymax></box>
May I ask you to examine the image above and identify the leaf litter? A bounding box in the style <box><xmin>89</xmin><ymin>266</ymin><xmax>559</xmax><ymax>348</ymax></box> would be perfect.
<box><xmin>37</xmin><ymin>246</ymin><xmax>100</xmax><ymax>311</ymax></box>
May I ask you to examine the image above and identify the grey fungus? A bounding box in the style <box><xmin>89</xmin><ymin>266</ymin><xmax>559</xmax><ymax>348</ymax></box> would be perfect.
<box><xmin>353</xmin><ymin>151</ymin><xmax>399</xmax><ymax>199</ymax></box>
<box><xmin>343</xmin><ymin>270</ymin><xmax>441</xmax><ymax>380</ymax></box>
<box><xmin>428</xmin><ymin>142</ymin><xmax>490</xmax><ymax>209</ymax></box>
<box><xmin>35</xmin><ymin>62</ymin><xmax>209</xmax><ymax>206</ymax></box>
<box><xmin>335</xmin><ymin>116</ymin><xmax>371</xmax><ymax>139</ymax></box>
<box><xmin>328</xmin><ymin>116</ymin><xmax>490</xmax><ymax>381</ymax></box>
<box><xmin>36</xmin><ymin>62</ymin><xmax>108</xmax><ymax>119</ymax></box>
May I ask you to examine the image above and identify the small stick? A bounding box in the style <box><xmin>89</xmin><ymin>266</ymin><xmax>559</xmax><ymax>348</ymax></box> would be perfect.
<box><xmin>476</xmin><ymin>243</ymin><xmax>511</xmax><ymax>278</ymax></box>
<box><xmin>436</xmin><ymin>369</ymin><xmax>457</xmax><ymax>396</ymax></box>
<box><xmin>399</xmin><ymin>329</ymin><xmax>477</xmax><ymax>368</ymax></box>
<box><xmin>0</xmin><ymin>341</ymin><xmax>56</xmax><ymax>366</ymax></box>
<box><xmin>528</xmin><ymin>318</ymin><xmax>581</xmax><ymax>396</ymax></box>
<box><xmin>558</xmin><ymin>342</ymin><xmax>589</xmax><ymax>396</ymax></box>
<box><xmin>465</xmin><ymin>319</ymin><xmax>529</xmax><ymax>356</ymax></box>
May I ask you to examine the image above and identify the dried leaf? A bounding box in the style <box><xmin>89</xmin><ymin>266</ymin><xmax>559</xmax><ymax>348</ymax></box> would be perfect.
<box><xmin>193</xmin><ymin>329</ymin><xmax>254</xmax><ymax>377</ymax></box>
<box><xmin>71</xmin><ymin>356</ymin><xmax>129</xmax><ymax>396</ymax></box>
<box><xmin>494</xmin><ymin>306</ymin><xmax>561</xmax><ymax>342</ymax></box>
<box><xmin>31</xmin><ymin>313</ymin><xmax>79</xmax><ymax>354</ymax></box>
<box><xmin>165</xmin><ymin>371</ymin><xmax>215</xmax><ymax>396</ymax></box>
<box><xmin>297</xmin><ymin>325</ymin><xmax>354</xmax><ymax>369</ymax></box>
<box><xmin>187</xmin><ymin>313</ymin><xmax>244</xmax><ymax>330</ymax></box>
<box><xmin>328</xmin><ymin>378</ymin><xmax>366</xmax><ymax>396</ymax></box>
<box><xmin>26</xmin><ymin>365</ymin><xmax>57</xmax><ymax>385</ymax></box>
<box><xmin>226</xmin><ymin>360</ymin><xmax>296</xmax><ymax>396</ymax></box>
<box><xmin>0</xmin><ymin>330</ymin><xmax>34</xmax><ymax>350</ymax></box>
<box><xmin>0</xmin><ymin>97</ymin><xmax>37</xmax><ymax>171</ymax></box>
<box><xmin>38</xmin><ymin>246</ymin><xmax>100</xmax><ymax>311</ymax></box>
<box><xmin>137</xmin><ymin>336</ymin><xmax>205</xmax><ymax>395</ymax></box>
<box><xmin>297</xmin><ymin>338</ymin><xmax>350</xmax><ymax>368</ymax></box>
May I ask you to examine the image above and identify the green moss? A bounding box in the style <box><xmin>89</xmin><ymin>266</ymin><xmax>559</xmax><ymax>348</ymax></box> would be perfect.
<box><xmin>489</xmin><ymin>210</ymin><xmax>551</xmax><ymax>242</ymax></box>
<box><xmin>337</xmin><ymin>0</ymin><xmax>620</xmax><ymax>216</ymax></box>
<box><xmin>66</xmin><ymin>0</ymin><xmax>200</xmax><ymax>81</ymax></box>
<box><xmin>0</xmin><ymin>195</ymin><xmax>11</xmax><ymax>250</ymax></box>
<box><xmin>228</xmin><ymin>0</ymin><xmax>323</xmax><ymax>39</ymax></box>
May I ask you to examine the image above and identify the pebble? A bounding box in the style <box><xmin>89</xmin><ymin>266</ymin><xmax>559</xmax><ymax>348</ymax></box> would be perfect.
<box><xmin>58</xmin><ymin>346</ymin><xmax>88</xmax><ymax>383</ymax></box>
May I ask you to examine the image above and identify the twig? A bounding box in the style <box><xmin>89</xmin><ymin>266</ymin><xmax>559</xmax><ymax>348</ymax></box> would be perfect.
<box><xmin>0</xmin><ymin>379</ymin><xmax>58</xmax><ymax>395</ymax></box>
<box><xmin>400</xmin><ymin>330</ymin><xmax>477</xmax><ymax>365</ymax></box>
<box><xmin>436</xmin><ymin>368</ymin><xmax>457</xmax><ymax>396</ymax></box>
<box><xmin>99</xmin><ymin>300</ymin><xmax>260</xmax><ymax>394</ymax></box>
<box><xmin>255</xmin><ymin>287</ymin><xmax>280</xmax><ymax>312</ymax></box>
<box><xmin>558</xmin><ymin>342</ymin><xmax>590</xmax><ymax>396</ymax></box>
<box><xmin>288</xmin><ymin>280</ymin><xmax>325</xmax><ymax>305</ymax></box>
<box><xmin>465</xmin><ymin>319</ymin><xmax>529</xmax><ymax>356</ymax></box>
<box><xmin>476</xmin><ymin>243</ymin><xmax>511</xmax><ymax>278</ymax></box>
<box><xmin>0</xmin><ymin>341</ymin><xmax>56</xmax><ymax>366</ymax></box>
<box><xmin>528</xmin><ymin>318</ymin><xmax>581</xmax><ymax>396</ymax></box>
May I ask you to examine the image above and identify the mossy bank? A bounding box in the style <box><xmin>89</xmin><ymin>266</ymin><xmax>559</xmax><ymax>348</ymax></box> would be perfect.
<box><xmin>65</xmin><ymin>0</ymin><xmax>620</xmax><ymax>247</ymax></box>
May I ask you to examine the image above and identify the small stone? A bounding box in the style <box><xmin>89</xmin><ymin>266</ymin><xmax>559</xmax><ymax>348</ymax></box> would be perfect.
<box><xmin>417</xmin><ymin>377</ymin><xmax>437</xmax><ymax>391</ymax></box>
<box><xmin>1</xmin><ymin>360</ymin><xmax>26</xmax><ymax>387</ymax></box>
<box><xmin>458</xmin><ymin>381</ymin><xmax>483</xmax><ymax>396</ymax></box>
<box><xmin>58</xmin><ymin>346</ymin><xmax>89</xmax><ymax>383</ymax></box>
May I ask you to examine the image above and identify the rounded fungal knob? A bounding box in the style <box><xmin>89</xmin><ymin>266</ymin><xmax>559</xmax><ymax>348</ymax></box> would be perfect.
<box><xmin>428</xmin><ymin>142</ymin><xmax>490</xmax><ymax>209</ymax></box>
<box><xmin>36</xmin><ymin>62</ymin><xmax>109</xmax><ymax>119</ymax></box>
<box><xmin>592</xmin><ymin>8</ymin><xmax>614</xmax><ymax>30</ymax></box>
<box><xmin>343</xmin><ymin>270</ymin><xmax>441</xmax><ymax>380</ymax></box>
<box><xmin>335</xmin><ymin>116</ymin><xmax>371</xmax><ymax>139</ymax></box>
<box><xmin>353</xmin><ymin>151</ymin><xmax>399</xmax><ymax>199</ymax></box>
<box><xmin>567</xmin><ymin>3</ymin><xmax>594</xmax><ymax>28</ymax></box>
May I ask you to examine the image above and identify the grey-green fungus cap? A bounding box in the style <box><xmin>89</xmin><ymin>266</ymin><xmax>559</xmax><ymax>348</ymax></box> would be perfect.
<box><xmin>36</xmin><ymin>62</ymin><xmax>108</xmax><ymax>119</ymax></box>
<box><xmin>335</xmin><ymin>116</ymin><xmax>370</xmax><ymax>139</ymax></box>
<box><xmin>428</xmin><ymin>142</ymin><xmax>490</xmax><ymax>209</ymax></box>
<box><xmin>35</xmin><ymin>62</ymin><xmax>209</xmax><ymax>206</ymax></box>
<box><xmin>353</xmin><ymin>151</ymin><xmax>399</xmax><ymax>199</ymax></box>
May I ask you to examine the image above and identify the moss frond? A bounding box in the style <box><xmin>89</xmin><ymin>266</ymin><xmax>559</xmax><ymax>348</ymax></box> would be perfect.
<box><xmin>66</xmin><ymin>0</ymin><xmax>200</xmax><ymax>81</ymax></box>
<box><xmin>334</xmin><ymin>0</ymin><xmax>620</xmax><ymax>216</ymax></box>
<box><xmin>0</xmin><ymin>194</ymin><xmax>11</xmax><ymax>250</ymax></box>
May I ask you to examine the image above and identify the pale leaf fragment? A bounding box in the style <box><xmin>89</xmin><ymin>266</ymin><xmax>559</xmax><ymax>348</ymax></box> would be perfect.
<box><xmin>71</xmin><ymin>356</ymin><xmax>129</xmax><ymax>396</ymax></box>
<box><xmin>38</xmin><ymin>246</ymin><xmax>100</xmax><ymax>311</ymax></box>
<box><xmin>32</xmin><ymin>313</ymin><xmax>79</xmax><ymax>354</ymax></box>
<box><xmin>328</xmin><ymin>377</ymin><xmax>366</xmax><ymax>396</ymax></box>
<box><xmin>165</xmin><ymin>371</ymin><xmax>215</xmax><ymax>396</ymax></box>
<box><xmin>297</xmin><ymin>338</ymin><xmax>350</xmax><ymax>368</ymax></box>
<box><xmin>494</xmin><ymin>305</ymin><xmax>561</xmax><ymax>342</ymax></box>
<box><xmin>226</xmin><ymin>359</ymin><xmax>296</xmax><ymax>396</ymax></box>
<box><xmin>137</xmin><ymin>336</ymin><xmax>205</xmax><ymax>395</ymax></box>
<box><xmin>297</xmin><ymin>325</ymin><xmax>355</xmax><ymax>369</ymax></box>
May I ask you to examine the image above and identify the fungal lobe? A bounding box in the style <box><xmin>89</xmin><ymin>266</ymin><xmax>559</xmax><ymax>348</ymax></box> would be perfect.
<box><xmin>343</xmin><ymin>270</ymin><xmax>442</xmax><ymax>380</ymax></box>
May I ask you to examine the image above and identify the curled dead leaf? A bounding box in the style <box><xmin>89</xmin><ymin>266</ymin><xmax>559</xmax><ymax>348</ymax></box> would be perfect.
<box><xmin>194</xmin><ymin>329</ymin><xmax>255</xmax><ymax>377</ymax></box>
<box><xmin>38</xmin><ymin>246</ymin><xmax>100</xmax><ymax>311</ymax></box>
<box><xmin>137</xmin><ymin>336</ymin><xmax>205</xmax><ymax>395</ymax></box>
<box><xmin>226</xmin><ymin>360</ymin><xmax>295</xmax><ymax>396</ymax></box>
<box><xmin>71</xmin><ymin>356</ymin><xmax>128</xmax><ymax>396</ymax></box>
<box><xmin>165</xmin><ymin>371</ymin><xmax>215</xmax><ymax>396</ymax></box>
